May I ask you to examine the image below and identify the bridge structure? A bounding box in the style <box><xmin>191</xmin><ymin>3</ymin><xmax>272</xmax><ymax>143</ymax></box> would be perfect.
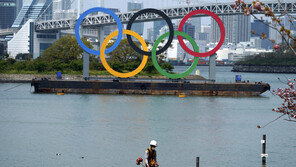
<box><xmin>0</xmin><ymin>28</ymin><xmax>20</xmax><ymax>37</ymax></box>
<box><xmin>35</xmin><ymin>0</ymin><xmax>296</xmax><ymax>31</ymax></box>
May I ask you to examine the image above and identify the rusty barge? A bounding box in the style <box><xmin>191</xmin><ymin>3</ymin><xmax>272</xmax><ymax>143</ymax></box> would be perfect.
<box><xmin>31</xmin><ymin>78</ymin><xmax>270</xmax><ymax>96</ymax></box>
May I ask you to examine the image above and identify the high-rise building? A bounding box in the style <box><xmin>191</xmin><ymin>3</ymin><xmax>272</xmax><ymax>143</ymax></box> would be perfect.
<box><xmin>251</xmin><ymin>20</ymin><xmax>273</xmax><ymax>50</ymax></box>
<box><xmin>196</xmin><ymin>25</ymin><xmax>210</xmax><ymax>42</ymax></box>
<box><xmin>53</xmin><ymin>0</ymin><xmax>76</xmax><ymax>20</ymax></box>
<box><xmin>15</xmin><ymin>0</ymin><xmax>23</xmax><ymax>18</ymax></box>
<box><xmin>173</xmin><ymin>21</ymin><xmax>196</xmax><ymax>39</ymax></box>
<box><xmin>153</xmin><ymin>20</ymin><xmax>166</xmax><ymax>42</ymax></box>
<box><xmin>269</xmin><ymin>15</ymin><xmax>296</xmax><ymax>44</ymax></box>
<box><xmin>127</xmin><ymin>2</ymin><xmax>144</xmax><ymax>36</ymax></box>
<box><xmin>104</xmin><ymin>8</ymin><xmax>120</xmax><ymax>37</ymax></box>
<box><xmin>284</xmin><ymin>15</ymin><xmax>296</xmax><ymax>31</ymax></box>
<box><xmin>146</xmin><ymin>28</ymin><xmax>154</xmax><ymax>42</ymax></box>
<box><xmin>211</xmin><ymin>15</ymin><xmax>251</xmax><ymax>44</ymax></box>
<box><xmin>191</xmin><ymin>17</ymin><xmax>201</xmax><ymax>39</ymax></box>
<box><xmin>12</xmin><ymin>0</ymin><xmax>52</xmax><ymax>28</ymax></box>
<box><xmin>0</xmin><ymin>0</ymin><xmax>16</xmax><ymax>29</ymax></box>
<box><xmin>53</xmin><ymin>0</ymin><xmax>62</xmax><ymax>11</ymax></box>
<box><xmin>183</xmin><ymin>22</ymin><xmax>195</xmax><ymax>39</ymax></box>
<box><xmin>62</xmin><ymin>0</ymin><xmax>71</xmax><ymax>10</ymax></box>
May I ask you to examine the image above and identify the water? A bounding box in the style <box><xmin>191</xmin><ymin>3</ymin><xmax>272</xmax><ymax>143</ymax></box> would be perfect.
<box><xmin>0</xmin><ymin>66</ymin><xmax>295</xmax><ymax>167</ymax></box>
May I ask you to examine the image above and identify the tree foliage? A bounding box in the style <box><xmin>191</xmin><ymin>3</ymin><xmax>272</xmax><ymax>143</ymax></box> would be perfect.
<box><xmin>41</xmin><ymin>35</ymin><xmax>93</xmax><ymax>63</ymax></box>
<box><xmin>105</xmin><ymin>38</ymin><xmax>174</xmax><ymax>74</ymax></box>
<box><xmin>106</xmin><ymin>39</ymin><xmax>142</xmax><ymax>63</ymax></box>
<box><xmin>0</xmin><ymin>36</ymin><xmax>174</xmax><ymax>75</ymax></box>
<box><xmin>235</xmin><ymin>45</ymin><xmax>296</xmax><ymax>66</ymax></box>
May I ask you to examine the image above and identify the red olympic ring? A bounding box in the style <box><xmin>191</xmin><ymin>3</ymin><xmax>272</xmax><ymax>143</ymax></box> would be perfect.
<box><xmin>178</xmin><ymin>9</ymin><xmax>225</xmax><ymax>57</ymax></box>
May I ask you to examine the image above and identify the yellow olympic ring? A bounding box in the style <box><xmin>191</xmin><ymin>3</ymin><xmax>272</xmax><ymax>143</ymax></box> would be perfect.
<box><xmin>100</xmin><ymin>30</ymin><xmax>148</xmax><ymax>78</ymax></box>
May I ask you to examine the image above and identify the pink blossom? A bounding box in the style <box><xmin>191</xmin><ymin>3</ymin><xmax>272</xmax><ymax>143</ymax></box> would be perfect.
<box><xmin>254</xmin><ymin>2</ymin><xmax>263</xmax><ymax>11</ymax></box>
<box><xmin>273</xmin><ymin>44</ymin><xmax>280</xmax><ymax>50</ymax></box>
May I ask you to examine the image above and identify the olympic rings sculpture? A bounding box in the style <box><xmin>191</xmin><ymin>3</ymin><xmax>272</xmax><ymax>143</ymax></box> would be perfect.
<box><xmin>75</xmin><ymin>7</ymin><xmax>225</xmax><ymax>79</ymax></box>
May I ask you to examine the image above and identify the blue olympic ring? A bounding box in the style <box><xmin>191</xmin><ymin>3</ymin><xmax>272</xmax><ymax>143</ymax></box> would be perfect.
<box><xmin>75</xmin><ymin>7</ymin><xmax>123</xmax><ymax>55</ymax></box>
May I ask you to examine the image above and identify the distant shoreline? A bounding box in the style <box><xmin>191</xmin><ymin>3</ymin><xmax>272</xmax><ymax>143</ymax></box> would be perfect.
<box><xmin>232</xmin><ymin>65</ymin><xmax>296</xmax><ymax>74</ymax></box>
<box><xmin>174</xmin><ymin>64</ymin><xmax>234</xmax><ymax>67</ymax></box>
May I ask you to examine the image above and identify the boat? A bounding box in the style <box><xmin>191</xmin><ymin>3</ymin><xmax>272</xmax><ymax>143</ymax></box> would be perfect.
<box><xmin>31</xmin><ymin>78</ymin><xmax>270</xmax><ymax>97</ymax></box>
<box><xmin>178</xmin><ymin>93</ymin><xmax>187</xmax><ymax>98</ymax></box>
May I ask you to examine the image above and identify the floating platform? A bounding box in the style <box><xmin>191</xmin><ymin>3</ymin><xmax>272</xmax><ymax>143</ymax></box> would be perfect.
<box><xmin>31</xmin><ymin>78</ymin><xmax>270</xmax><ymax>96</ymax></box>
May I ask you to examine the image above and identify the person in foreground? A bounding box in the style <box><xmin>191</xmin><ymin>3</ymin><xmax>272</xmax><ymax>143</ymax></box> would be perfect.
<box><xmin>145</xmin><ymin>140</ymin><xmax>159</xmax><ymax>167</ymax></box>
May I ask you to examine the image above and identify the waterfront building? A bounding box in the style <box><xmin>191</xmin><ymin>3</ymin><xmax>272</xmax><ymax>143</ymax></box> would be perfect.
<box><xmin>165</xmin><ymin>39</ymin><xmax>195</xmax><ymax>63</ymax></box>
<box><xmin>251</xmin><ymin>20</ymin><xmax>273</xmax><ymax>50</ymax></box>
<box><xmin>211</xmin><ymin>15</ymin><xmax>251</xmax><ymax>44</ymax></box>
<box><xmin>270</xmin><ymin>15</ymin><xmax>296</xmax><ymax>44</ymax></box>
<box><xmin>127</xmin><ymin>2</ymin><xmax>144</xmax><ymax>36</ymax></box>
<box><xmin>191</xmin><ymin>17</ymin><xmax>201</xmax><ymax>39</ymax></box>
<box><xmin>284</xmin><ymin>15</ymin><xmax>296</xmax><ymax>31</ymax></box>
<box><xmin>146</xmin><ymin>28</ymin><xmax>154</xmax><ymax>42</ymax></box>
<box><xmin>182</xmin><ymin>22</ymin><xmax>195</xmax><ymax>39</ymax></box>
<box><xmin>8</xmin><ymin>19</ymin><xmax>58</xmax><ymax>58</ymax></box>
<box><xmin>269</xmin><ymin>22</ymin><xmax>282</xmax><ymax>44</ymax></box>
<box><xmin>12</xmin><ymin>0</ymin><xmax>52</xmax><ymax>28</ymax></box>
<box><xmin>153</xmin><ymin>20</ymin><xmax>166</xmax><ymax>42</ymax></box>
<box><xmin>0</xmin><ymin>0</ymin><xmax>16</xmax><ymax>29</ymax></box>
<box><xmin>207</xmin><ymin>42</ymin><xmax>272</xmax><ymax>61</ymax></box>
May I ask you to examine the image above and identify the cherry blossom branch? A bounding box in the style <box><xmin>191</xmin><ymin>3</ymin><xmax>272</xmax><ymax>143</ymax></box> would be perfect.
<box><xmin>277</xmin><ymin>0</ymin><xmax>296</xmax><ymax>32</ymax></box>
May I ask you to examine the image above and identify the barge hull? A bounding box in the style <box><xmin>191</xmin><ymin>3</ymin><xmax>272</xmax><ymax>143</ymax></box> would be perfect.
<box><xmin>31</xmin><ymin>80</ymin><xmax>270</xmax><ymax>96</ymax></box>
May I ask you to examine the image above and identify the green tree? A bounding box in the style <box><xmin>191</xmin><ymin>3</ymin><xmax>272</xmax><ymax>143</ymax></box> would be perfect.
<box><xmin>106</xmin><ymin>39</ymin><xmax>142</xmax><ymax>63</ymax></box>
<box><xmin>0</xmin><ymin>43</ymin><xmax>4</xmax><ymax>57</ymax></box>
<box><xmin>33</xmin><ymin>60</ymin><xmax>47</xmax><ymax>72</ymax></box>
<box><xmin>0</xmin><ymin>60</ymin><xmax>7</xmax><ymax>72</ymax></box>
<box><xmin>41</xmin><ymin>35</ymin><xmax>93</xmax><ymax>63</ymax></box>
<box><xmin>106</xmin><ymin>38</ymin><xmax>174</xmax><ymax>74</ymax></box>
<box><xmin>48</xmin><ymin>60</ymin><xmax>65</xmax><ymax>72</ymax></box>
<box><xmin>161</xmin><ymin>62</ymin><xmax>174</xmax><ymax>73</ymax></box>
<box><xmin>6</xmin><ymin>58</ymin><xmax>16</xmax><ymax>65</ymax></box>
<box><xmin>13</xmin><ymin>61</ymin><xmax>27</xmax><ymax>72</ymax></box>
<box><xmin>90</xmin><ymin>58</ymin><xmax>104</xmax><ymax>71</ymax></box>
<box><xmin>143</xmin><ymin>60</ymin><xmax>157</xmax><ymax>74</ymax></box>
<box><xmin>3</xmin><ymin>53</ymin><xmax>9</xmax><ymax>60</ymax></box>
<box><xmin>69</xmin><ymin>59</ymin><xmax>83</xmax><ymax>71</ymax></box>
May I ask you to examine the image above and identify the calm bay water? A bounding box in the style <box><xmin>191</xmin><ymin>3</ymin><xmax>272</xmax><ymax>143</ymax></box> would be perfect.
<box><xmin>0</xmin><ymin>66</ymin><xmax>295</xmax><ymax>167</ymax></box>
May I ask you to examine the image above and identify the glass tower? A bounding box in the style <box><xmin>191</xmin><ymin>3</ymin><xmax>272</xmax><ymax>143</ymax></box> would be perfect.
<box><xmin>127</xmin><ymin>2</ymin><xmax>144</xmax><ymax>36</ymax></box>
<box><xmin>12</xmin><ymin>0</ymin><xmax>52</xmax><ymax>28</ymax></box>
<box><xmin>0</xmin><ymin>0</ymin><xmax>16</xmax><ymax>29</ymax></box>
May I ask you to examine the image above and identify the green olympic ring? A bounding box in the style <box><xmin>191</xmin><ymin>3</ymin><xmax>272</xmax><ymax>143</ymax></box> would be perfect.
<box><xmin>152</xmin><ymin>31</ymin><xmax>199</xmax><ymax>79</ymax></box>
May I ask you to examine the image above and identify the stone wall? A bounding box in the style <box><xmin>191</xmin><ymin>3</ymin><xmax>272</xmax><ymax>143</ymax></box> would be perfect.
<box><xmin>232</xmin><ymin>65</ymin><xmax>296</xmax><ymax>73</ymax></box>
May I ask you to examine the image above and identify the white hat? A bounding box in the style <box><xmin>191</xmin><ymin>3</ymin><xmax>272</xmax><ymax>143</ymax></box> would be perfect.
<box><xmin>150</xmin><ymin>140</ymin><xmax>157</xmax><ymax>147</ymax></box>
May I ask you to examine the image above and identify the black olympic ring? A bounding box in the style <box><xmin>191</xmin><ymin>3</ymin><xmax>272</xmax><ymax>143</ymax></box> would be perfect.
<box><xmin>126</xmin><ymin>8</ymin><xmax>174</xmax><ymax>56</ymax></box>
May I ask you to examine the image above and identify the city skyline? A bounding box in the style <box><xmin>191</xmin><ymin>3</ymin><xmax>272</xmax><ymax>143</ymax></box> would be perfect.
<box><xmin>1</xmin><ymin>0</ymin><xmax>295</xmax><ymax>61</ymax></box>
